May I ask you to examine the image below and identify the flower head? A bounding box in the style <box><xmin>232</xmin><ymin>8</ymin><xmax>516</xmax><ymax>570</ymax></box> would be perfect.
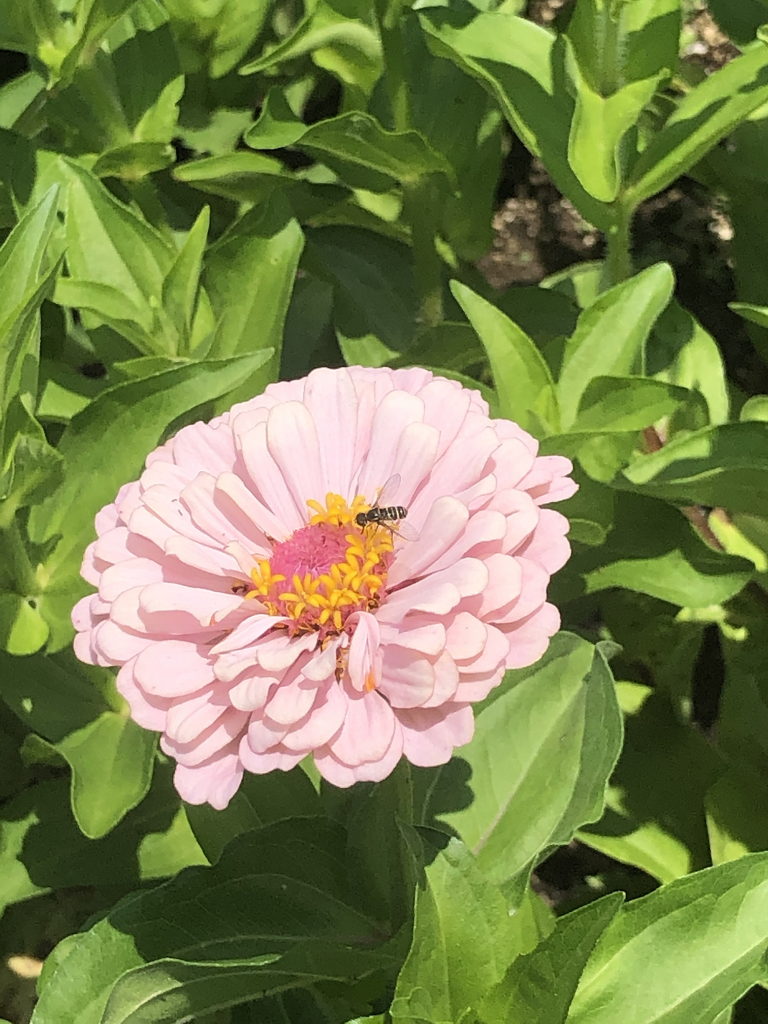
<box><xmin>73</xmin><ymin>367</ymin><xmax>576</xmax><ymax>808</ymax></box>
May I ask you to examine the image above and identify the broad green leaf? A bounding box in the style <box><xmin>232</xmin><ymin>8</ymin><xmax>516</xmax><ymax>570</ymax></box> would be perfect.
<box><xmin>579</xmin><ymin>683</ymin><xmax>723</xmax><ymax>883</ymax></box>
<box><xmin>390</xmin><ymin>838</ymin><xmax>526</xmax><ymax>1024</ymax></box>
<box><xmin>566</xmin><ymin>0</ymin><xmax>680</xmax><ymax>93</ymax></box>
<box><xmin>403</xmin><ymin>16</ymin><xmax>503</xmax><ymax>259</ymax></box>
<box><xmin>27</xmin><ymin>351</ymin><xmax>274</xmax><ymax>648</ymax></box>
<box><xmin>731</xmin><ymin>300</ymin><xmax>768</xmax><ymax>331</ymax></box>
<box><xmin>626</xmin><ymin>43</ymin><xmax>768</xmax><ymax>207</ymax></box>
<box><xmin>0</xmin><ymin>187</ymin><xmax>59</xmax><ymax>445</ymax></box>
<box><xmin>707</xmin><ymin>766</ymin><xmax>768</xmax><ymax>865</ymax></box>
<box><xmin>0</xmin><ymin>772</ymin><xmax>205</xmax><ymax>913</ymax></box>
<box><xmin>649</xmin><ymin>300</ymin><xmax>730</xmax><ymax>425</ymax></box>
<box><xmin>58</xmin><ymin>713</ymin><xmax>158</xmax><ymax>839</ymax></box>
<box><xmin>0</xmin><ymin>648</ymin><xmax>155</xmax><ymax>835</ymax></box>
<box><xmin>164</xmin><ymin>0</ymin><xmax>272</xmax><ymax>78</ymax></box>
<box><xmin>415</xmin><ymin>633</ymin><xmax>622</xmax><ymax>886</ymax></box>
<box><xmin>0</xmin><ymin>591</ymin><xmax>49</xmax><ymax>654</ymax></box>
<box><xmin>418</xmin><ymin>6</ymin><xmax>611</xmax><ymax>230</ymax></box>
<box><xmin>567</xmin><ymin>68</ymin><xmax>662</xmax><ymax>202</ymax></box>
<box><xmin>174</xmin><ymin>151</ymin><xmax>300</xmax><ymax>204</ymax></box>
<box><xmin>203</xmin><ymin>201</ymin><xmax>303</xmax><ymax>385</ymax></box>
<box><xmin>0</xmin><ymin>70</ymin><xmax>45</xmax><ymax>131</ymax></box>
<box><xmin>717</xmin><ymin>602</ymin><xmax>768</xmax><ymax>774</ymax></box>
<box><xmin>62</xmin><ymin>161</ymin><xmax>177</xmax><ymax>353</ymax></box>
<box><xmin>481</xmin><ymin>893</ymin><xmax>624</xmax><ymax>1024</ymax></box>
<box><xmin>161</xmin><ymin>206</ymin><xmax>210</xmax><ymax>356</ymax></box>
<box><xmin>304</xmin><ymin>226</ymin><xmax>417</xmax><ymax>364</ymax></box>
<box><xmin>570</xmin><ymin>376</ymin><xmax>699</xmax><ymax>434</ymax></box>
<box><xmin>0</xmin><ymin>398</ymin><xmax>63</xmax><ymax>524</ymax></box>
<box><xmin>706</xmin><ymin>0</ymin><xmax>767</xmax><ymax>45</ymax></box>
<box><xmin>622</xmin><ymin>422</ymin><xmax>768</xmax><ymax>516</ymax></box>
<box><xmin>245</xmin><ymin>90</ymin><xmax>453</xmax><ymax>192</ymax></box>
<box><xmin>450</xmin><ymin>280</ymin><xmax>558</xmax><ymax>435</ymax></box>
<box><xmin>31</xmin><ymin>819</ymin><xmax>397</xmax><ymax>1024</ymax></box>
<box><xmin>568</xmin><ymin>854</ymin><xmax>768</xmax><ymax>1023</ymax></box>
<box><xmin>566</xmin><ymin>492</ymin><xmax>753</xmax><ymax>607</ymax></box>
<box><xmin>741</xmin><ymin>395</ymin><xmax>768</xmax><ymax>422</ymax></box>
<box><xmin>0</xmin><ymin>0</ymin><xmax>74</xmax><ymax>76</ymax></box>
<box><xmin>48</xmin><ymin>16</ymin><xmax>183</xmax><ymax>172</ymax></box>
<box><xmin>240</xmin><ymin>1</ymin><xmax>381</xmax><ymax>103</ymax></box>
<box><xmin>62</xmin><ymin>0</ymin><xmax>143</xmax><ymax>79</ymax></box>
<box><xmin>185</xmin><ymin>768</ymin><xmax>321</xmax><ymax>864</ymax></box>
<box><xmin>556</xmin><ymin>471</ymin><xmax>616</xmax><ymax>546</ymax></box>
<box><xmin>54</xmin><ymin>278</ymin><xmax>157</xmax><ymax>354</ymax></box>
<box><xmin>558</xmin><ymin>263</ymin><xmax>675</xmax><ymax>428</ymax></box>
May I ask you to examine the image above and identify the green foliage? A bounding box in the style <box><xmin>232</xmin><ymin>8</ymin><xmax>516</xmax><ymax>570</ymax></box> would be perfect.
<box><xmin>0</xmin><ymin>0</ymin><xmax>766</xmax><ymax>1020</ymax></box>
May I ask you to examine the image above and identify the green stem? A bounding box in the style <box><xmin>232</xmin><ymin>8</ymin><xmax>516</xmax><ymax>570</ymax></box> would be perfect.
<box><xmin>602</xmin><ymin>202</ymin><xmax>633</xmax><ymax>289</ymax></box>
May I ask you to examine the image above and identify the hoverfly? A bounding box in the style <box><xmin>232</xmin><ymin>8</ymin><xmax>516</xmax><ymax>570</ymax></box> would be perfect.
<box><xmin>355</xmin><ymin>474</ymin><xmax>418</xmax><ymax>540</ymax></box>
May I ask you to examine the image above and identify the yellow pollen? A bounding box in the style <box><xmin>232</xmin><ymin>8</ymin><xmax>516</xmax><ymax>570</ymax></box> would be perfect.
<box><xmin>249</xmin><ymin>491</ymin><xmax>394</xmax><ymax>636</ymax></box>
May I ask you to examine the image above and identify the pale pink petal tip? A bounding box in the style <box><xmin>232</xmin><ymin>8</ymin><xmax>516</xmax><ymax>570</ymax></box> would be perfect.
<box><xmin>72</xmin><ymin>366</ymin><xmax>576</xmax><ymax>807</ymax></box>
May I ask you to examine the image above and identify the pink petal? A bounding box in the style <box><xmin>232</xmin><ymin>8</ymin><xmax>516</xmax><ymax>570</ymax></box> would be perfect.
<box><xmin>398</xmin><ymin>703</ymin><xmax>474</xmax><ymax>766</ymax></box>
<box><xmin>379</xmin><ymin>647</ymin><xmax>436</xmax><ymax>708</ymax></box>
<box><xmin>133</xmin><ymin>640</ymin><xmax>216</xmax><ymax>697</ymax></box>
<box><xmin>116</xmin><ymin>658</ymin><xmax>170</xmax><ymax>731</ymax></box>
<box><xmin>346</xmin><ymin>612</ymin><xmax>381</xmax><ymax>692</ymax></box>
<box><xmin>266</xmin><ymin>401</ymin><xmax>323</xmax><ymax>513</ymax></box>
<box><xmin>238</xmin><ymin>739</ymin><xmax>303</xmax><ymax>775</ymax></box>
<box><xmin>174</xmin><ymin>747</ymin><xmax>243</xmax><ymax>809</ymax></box>
<box><xmin>314</xmin><ymin>721</ymin><xmax>403</xmax><ymax>786</ymax></box>
<box><xmin>324</xmin><ymin>688</ymin><xmax>396</xmax><ymax>765</ymax></box>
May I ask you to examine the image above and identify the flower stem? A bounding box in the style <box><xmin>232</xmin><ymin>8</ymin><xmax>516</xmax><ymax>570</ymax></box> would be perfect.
<box><xmin>602</xmin><ymin>202</ymin><xmax>633</xmax><ymax>289</ymax></box>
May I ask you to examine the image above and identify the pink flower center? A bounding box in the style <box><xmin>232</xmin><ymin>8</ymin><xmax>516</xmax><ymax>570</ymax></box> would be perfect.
<box><xmin>247</xmin><ymin>492</ymin><xmax>394</xmax><ymax>636</ymax></box>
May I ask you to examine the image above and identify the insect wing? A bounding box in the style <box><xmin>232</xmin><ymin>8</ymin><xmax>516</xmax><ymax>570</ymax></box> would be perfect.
<box><xmin>393</xmin><ymin>518</ymin><xmax>419</xmax><ymax>541</ymax></box>
<box><xmin>375</xmin><ymin>473</ymin><xmax>402</xmax><ymax>508</ymax></box>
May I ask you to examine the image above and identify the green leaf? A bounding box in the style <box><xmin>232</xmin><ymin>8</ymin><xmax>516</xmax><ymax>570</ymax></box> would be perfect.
<box><xmin>0</xmin><ymin>770</ymin><xmax>205</xmax><ymax>913</ymax></box>
<box><xmin>480</xmin><ymin>892</ymin><xmax>623</xmax><ymax>1023</ymax></box>
<box><xmin>61</xmin><ymin>161</ymin><xmax>176</xmax><ymax>353</ymax></box>
<box><xmin>0</xmin><ymin>186</ymin><xmax>60</xmax><ymax>449</ymax></box>
<box><xmin>245</xmin><ymin>90</ymin><xmax>453</xmax><ymax>192</ymax></box>
<box><xmin>567</xmin><ymin>68</ymin><xmax>662</xmax><ymax>202</ymax></box>
<box><xmin>569</xmin><ymin>854</ymin><xmax>768</xmax><ymax>1022</ymax></box>
<box><xmin>649</xmin><ymin>300</ymin><xmax>730</xmax><ymax>425</ymax></box>
<box><xmin>566</xmin><ymin>492</ymin><xmax>753</xmax><ymax>607</ymax></box>
<box><xmin>415</xmin><ymin>633</ymin><xmax>622</xmax><ymax>886</ymax></box>
<box><xmin>58</xmin><ymin>713</ymin><xmax>158</xmax><ymax>839</ymax></box>
<box><xmin>304</xmin><ymin>226</ymin><xmax>417</xmax><ymax>364</ymax></box>
<box><xmin>571</xmin><ymin>376</ymin><xmax>697</xmax><ymax>434</ymax></box>
<box><xmin>164</xmin><ymin>0</ymin><xmax>272</xmax><ymax>79</ymax></box>
<box><xmin>48</xmin><ymin>17</ymin><xmax>183</xmax><ymax>172</ymax></box>
<box><xmin>185</xmin><ymin>767</ymin><xmax>321</xmax><ymax>864</ymax></box>
<box><xmin>579</xmin><ymin>683</ymin><xmax>723</xmax><ymax>883</ymax></box>
<box><xmin>626</xmin><ymin>42</ymin><xmax>768</xmax><ymax>207</ymax></box>
<box><xmin>390</xmin><ymin>837</ymin><xmax>527</xmax><ymax>1024</ymax></box>
<box><xmin>450</xmin><ymin>280</ymin><xmax>558</xmax><ymax>435</ymax></box>
<box><xmin>741</xmin><ymin>395</ymin><xmax>768</xmax><ymax>423</ymax></box>
<box><xmin>0</xmin><ymin>591</ymin><xmax>49</xmax><ymax>654</ymax></box>
<box><xmin>174</xmin><ymin>151</ymin><xmax>301</xmax><ymax>203</ymax></box>
<box><xmin>0</xmin><ymin>648</ymin><xmax>155</xmax><ymax>835</ymax></box>
<box><xmin>558</xmin><ymin>263</ymin><xmax>675</xmax><ymax>428</ymax></box>
<box><xmin>31</xmin><ymin>818</ymin><xmax>396</xmax><ymax>1024</ymax></box>
<box><xmin>707</xmin><ymin>766</ymin><xmax>768</xmax><ymax>865</ymax></box>
<box><xmin>161</xmin><ymin>206</ymin><xmax>210</xmax><ymax>355</ymax></box>
<box><xmin>418</xmin><ymin>6</ymin><xmax>611</xmax><ymax>229</ymax></box>
<box><xmin>566</xmin><ymin>0</ymin><xmax>680</xmax><ymax>93</ymax></box>
<box><xmin>622</xmin><ymin>421</ymin><xmax>768</xmax><ymax>516</ymax></box>
<box><xmin>27</xmin><ymin>350</ymin><xmax>274</xmax><ymax>649</ymax></box>
<box><xmin>731</xmin><ymin>300</ymin><xmax>768</xmax><ymax>331</ymax></box>
<box><xmin>240</xmin><ymin>1</ymin><xmax>381</xmax><ymax>103</ymax></box>
<box><xmin>203</xmin><ymin>199</ymin><xmax>302</xmax><ymax>370</ymax></box>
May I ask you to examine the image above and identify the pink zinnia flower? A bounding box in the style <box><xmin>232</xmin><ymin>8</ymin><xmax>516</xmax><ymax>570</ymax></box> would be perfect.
<box><xmin>72</xmin><ymin>367</ymin><xmax>576</xmax><ymax>808</ymax></box>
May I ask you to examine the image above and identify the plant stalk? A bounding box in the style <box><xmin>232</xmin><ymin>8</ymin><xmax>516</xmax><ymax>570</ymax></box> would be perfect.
<box><xmin>602</xmin><ymin>202</ymin><xmax>633</xmax><ymax>289</ymax></box>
